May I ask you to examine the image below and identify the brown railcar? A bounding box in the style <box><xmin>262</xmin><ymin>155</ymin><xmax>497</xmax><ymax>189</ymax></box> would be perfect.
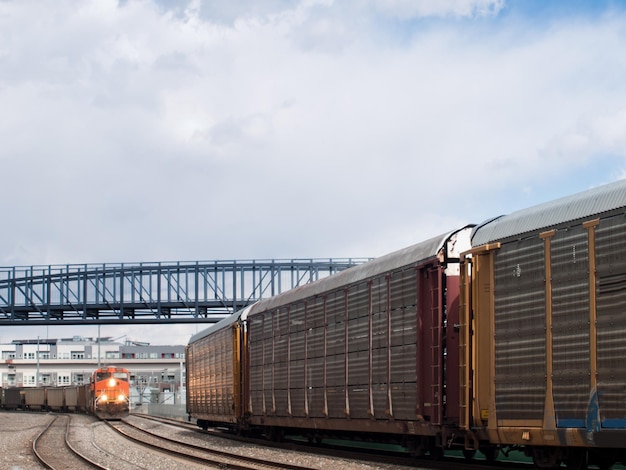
<box><xmin>3</xmin><ymin>387</ymin><xmax>23</xmax><ymax>410</ymax></box>
<box><xmin>23</xmin><ymin>387</ymin><xmax>46</xmax><ymax>411</ymax></box>
<box><xmin>186</xmin><ymin>310</ymin><xmax>246</xmax><ymax>430</ymax></box>
<box><xmin>187</xmin><ymin>226</ymin><xmax>474</xmax><ymax>457</ymax></box>
<box><xmin>46</xmin><ymin>387</ymin><xmax>65</xmax><ymax>411</ymax></box>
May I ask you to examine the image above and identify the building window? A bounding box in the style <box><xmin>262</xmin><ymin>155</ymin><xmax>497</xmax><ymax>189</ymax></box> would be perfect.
<box><xmin>2</xmin><ymin>351</ymin><xmax>15</xmax><ymax>359</ymax></box>
<box><xmin>25</xmin><ymin>375</ymin><xmax>35</xmax><ymax>385</ymax></box>
<box><xmin>38</xmin><ymin>352</ymin><xmax>50</xmax><ymax>359</ymax></box>
<box><xmin>25</xmin><ymin>352</ymin><xmax>35</xmax><ymax>360</ymax></box>
<box><xmin>71</xmin><ymin>351</ymin><xmax>85</xmax><ymax>359</ymax></box>
<box><xmin>150</xmin><ymin>353</ymin><xmax>158</xmax><ymax>359</ymax></box>
<box><xmin>59</xmin><ymin>375</ymin><xmax>70</xmax><ymax>385</ymax></box>
<box><xmin>106</xmin><ymin>352</ymin><xmax>119</xmax><ymax>359</ymax></box>
<box><xmin>74</xmin><ymin>373</ymin><xmax>84</xmax><ymax>385</ymax></box>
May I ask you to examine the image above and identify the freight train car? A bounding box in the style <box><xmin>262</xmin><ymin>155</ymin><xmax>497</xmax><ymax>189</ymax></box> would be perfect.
<box><xmin>0</xmin><ymin>367</ymin><xmax>130</xmax><ymax>420</ymax></box>
<box><xmin>3</xmin><ymin>387</ymin><xmax>23</xmax><ymax>410</ymax></box>
<box><xmin>186</xmin><ymin>308</ymin><xmax>248</xmax><ymax>430</ymax></box>
<box><xmin>461</xmin><ymin>179</ymin><xmax>626</xmax><ymax>469</ymax></box>
<box><xmin>187</xmin><ymin>226</ymin><xmax>475</xmax><ymax>456</ymax></box>
<box><xmin>23</xmin><ymin>387</ymin><xmax>46</xmax><ymax>411</ymax></box>
<box><xmin>46</xmin><ymin>387</ymin><xmax>65</xmax><ymax>411</ymax></box>
<box><xmin>187</xmin><ymin>179</ymin><xmax>626</xmax><ymax>468</ymax></box>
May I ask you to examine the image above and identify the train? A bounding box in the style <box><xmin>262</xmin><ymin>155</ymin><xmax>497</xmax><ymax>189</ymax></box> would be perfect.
<box><xmin>0</xmin><ymin>366</ymin><xmax>130</xmax><ymax>420</ymax></box>
<box><xmin>186</xmin><ymin>179</ymin><xmax>626</xmax><ymax>470</ymax></box>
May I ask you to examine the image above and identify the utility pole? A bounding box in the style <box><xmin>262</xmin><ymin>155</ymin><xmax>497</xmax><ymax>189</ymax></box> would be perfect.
<box><xmin>36</xmin><ymin>336</ymin><xmax>40</xmax><ymax>386</ymax></box>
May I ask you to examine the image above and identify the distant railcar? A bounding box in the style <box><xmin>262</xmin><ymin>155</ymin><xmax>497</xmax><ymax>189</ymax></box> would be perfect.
<box><xmin>186</xmin><ymin>308</ymin><xmax>247</xmax><ymax>430</ymax></box>
<box><xmin>47</xmin><ymin>387</ymin><xmax>65</xmax><ymax>411</ymax></box>
<box><xmin>64</xmin><ymin>386</ymin><xmax>79</xmax><ymax>412</ymax></box>
<box><xmin>0</xmin><ymin>367</ymin><xmax>132</xmax><ymax>419</ymax></box>
<box><xmin>23</xmin><ymin>387</ymin><xmax>46</xmax><ymax>411</ymax></box>
<box><xmin>3</xmin><ymin>387</ymin><xmax>23</xmax><ymax>410</ymax></box>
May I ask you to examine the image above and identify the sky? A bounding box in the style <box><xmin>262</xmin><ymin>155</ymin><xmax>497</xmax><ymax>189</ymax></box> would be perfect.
<box><xmin>1</xmin><ymin>0</ymin><xmax>626</xmax><ymax>346</ymax></box>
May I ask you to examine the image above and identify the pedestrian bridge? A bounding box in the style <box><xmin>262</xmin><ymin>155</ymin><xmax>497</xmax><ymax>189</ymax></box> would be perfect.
<box><xmin>0</xmin><ymin>258</ymin><xmax>370</xmax><ymax>325</ymax></box>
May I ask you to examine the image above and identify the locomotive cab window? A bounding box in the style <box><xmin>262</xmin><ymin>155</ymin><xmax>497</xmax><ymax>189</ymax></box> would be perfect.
<box><xmin>114</xmin><ymin>371</ymin><xmax>129</xmax><ymax>381</ymax></box>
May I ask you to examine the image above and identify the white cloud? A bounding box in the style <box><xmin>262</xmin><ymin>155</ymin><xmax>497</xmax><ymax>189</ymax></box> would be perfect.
<box><xmin>372</xmin><ymin>0</ymin><xmax>505</xmax><ymax>19</ymax></box>
<box><xmin>0</xmin><ymin>0</ymin><xmax>624</xmax><ymax>275</ymax></box>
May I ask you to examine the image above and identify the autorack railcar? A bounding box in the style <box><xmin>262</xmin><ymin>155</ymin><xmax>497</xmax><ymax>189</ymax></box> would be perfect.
<box><xmin>461</xmin><ymin>179</ymin><xmax>626</xmax><ymax>469</ymax></box>
<box><xmin>187</xmin><ymin>226</ymin><xmax>475</xmax><ymax>455</ymax></box>
<box><xmin>187</xmin><ymin>179</ymin><xmax>626</xmax><ymax>469</ymax></box>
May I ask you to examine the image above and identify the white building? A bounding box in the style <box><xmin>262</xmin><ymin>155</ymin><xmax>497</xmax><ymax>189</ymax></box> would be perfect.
<box><xmin>0</xmin><ymin>336</ymin><xmax>186</xmax><ymax>403</ymax></box>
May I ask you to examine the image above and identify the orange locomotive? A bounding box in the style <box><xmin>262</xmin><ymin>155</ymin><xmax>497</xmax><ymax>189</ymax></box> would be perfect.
<box><xmin>88</xmin><ymin>366</ymin><xmax>130</xmax><ymax>419</ymax></box>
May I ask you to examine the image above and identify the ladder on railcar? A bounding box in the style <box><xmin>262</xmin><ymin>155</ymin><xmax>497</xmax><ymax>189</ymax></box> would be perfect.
<box><xmin>430</xmin><ymin>267</ymin><xmax>442</xmax><ymax>425</ymax></box>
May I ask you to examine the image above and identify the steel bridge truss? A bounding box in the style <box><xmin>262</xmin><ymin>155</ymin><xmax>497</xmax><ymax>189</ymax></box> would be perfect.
<box><xmin>0</xmin><ymin>259</ymin><xmax>369</xmax><ymax>325</ymax></box>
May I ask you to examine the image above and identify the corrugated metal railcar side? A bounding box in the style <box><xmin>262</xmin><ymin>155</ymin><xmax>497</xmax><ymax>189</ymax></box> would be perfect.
<box><xmin>462</xmin><ymin>179</ymin><xmax>626</xmax><ymax>467</ymax></box>
<box><xmin>244</xmin><ymin>226</ymin><xmax>473</xmax><ymax>452</ymax></box>
<box><xmin>3</xmin><ymin>388</ymin><xmax>23</xmax><ymax>409</ymax></box>
<box><xmin>24</xmin><ymin>387</ymin><xmax>46</xmax><ymax>411</ymax></box>
<box><xmin>64</xmin><ymin>386</ymin><xmax>79</xmax><ymax>411</ymax></box>
<box><xmin>186</xmin><ymin>310</ymin><xmax>246</xmax><ymax>430</ymax></box>
<box><xmin>78</xmin><ymin>383</ymin><xmax>90</xmax><ymax>413</ymax></box>
<box><xmin>47</xmin><ymin>387</ymin><xmax>65</xmax><ymax>411</ymax></box>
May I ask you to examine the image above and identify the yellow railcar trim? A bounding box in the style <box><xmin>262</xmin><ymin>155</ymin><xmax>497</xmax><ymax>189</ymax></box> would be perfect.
<box><xmin>541</xmin><ymin>231</ymin><xmax>556</xmax><ymax>431</ymax></box>
<box><xmin>584</xmin><ymin>219</ymin><xmax>599</xmax><ymax>391</ymax></box>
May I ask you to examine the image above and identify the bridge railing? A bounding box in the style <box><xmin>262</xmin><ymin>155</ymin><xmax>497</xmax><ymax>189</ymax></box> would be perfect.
<box><xmin>0</xmin><ymin>259</ymin><xmax>371</xmax><ymax>324</ymax></box>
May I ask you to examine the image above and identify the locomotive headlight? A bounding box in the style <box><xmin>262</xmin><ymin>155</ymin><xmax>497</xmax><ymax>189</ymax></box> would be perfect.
<box><xmin>108</xmin><ymin>378</ymin><xmax>116</xmax><ymax>387</ymax></box>
<box><xmin>117</xmin><ymin>394</ymin><xmax>126</xmax><ymax>402</ymax></box>
<box><xmin>100</xmin><ymin>394</ymin><xmax>108</xmax><ymax>402</ymax></box>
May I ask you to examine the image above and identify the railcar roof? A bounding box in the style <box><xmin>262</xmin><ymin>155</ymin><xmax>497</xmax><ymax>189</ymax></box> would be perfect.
<box><xmin>247</xmin><ymin>226</ymin><xmax>472</xmax><ymax>315</ymax></box>
<box><xmin>188</xmin><ymin>305</ymin><xmax>251</xmax><ymax>345</ymax></box>
<box><xmin>472</xmin><ymin>179</ymin><xmax>626</xmax><ymax>246</ymax></box>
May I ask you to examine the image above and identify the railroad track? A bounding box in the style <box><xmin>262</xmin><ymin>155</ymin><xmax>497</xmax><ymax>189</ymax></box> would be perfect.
<box><xmin>32</xmin><ymin>414</ymin><xmax>107</xmax><ymax>470</ymax></box>
<box><xmin>109</xmin><ymin>417</ymin><xmax>321</xmax><ymax>470</ymax></box>
<box><xmin>130</xmin><ymin>413</ymin><xmax>534</xmax><ymax>470</ymax></box>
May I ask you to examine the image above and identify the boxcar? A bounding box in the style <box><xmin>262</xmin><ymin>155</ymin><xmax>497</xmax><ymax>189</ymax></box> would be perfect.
<box><xmin>244</xmin><ymin>226</ymin><xmax>473</xmax><ymax>454</ymax></box>
<box><xmin>461</xmin><ymin>179</ymin><xmax>626</xmax><ymax>468</ymax></box>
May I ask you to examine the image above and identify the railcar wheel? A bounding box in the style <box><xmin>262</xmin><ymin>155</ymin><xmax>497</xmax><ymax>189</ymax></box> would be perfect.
<box><xmin>531</xmin><ymin>446</ymin><xmax>561</xmax><ymax>469</ymax></box>
<box><xmin>481</xmin><ymin>446</ymin><xmax>499</xmax><ymax>462</ymax></box>
<box><xmin>565</xmin><ymin>449</ymin><xmax>588</xmax><ymax>470</ymax></box>
<box><xmin>590</xmin><ymin>450</ymin><xmax>616</xmax><ymax>470</ymax></box>
<box><xmin>265</xmin><ymin>426</ymin><xmax>284</xmax><ymax>442</ymax></box>
<box><xmin>462</xmin><ymin>449</ymin><xmax>476</xmax><ymax>461</ymax></box>
<box><xmin>429</xmin><ymin>446</ymin><xmax>443</xmax><ymax>461</ymax></box>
